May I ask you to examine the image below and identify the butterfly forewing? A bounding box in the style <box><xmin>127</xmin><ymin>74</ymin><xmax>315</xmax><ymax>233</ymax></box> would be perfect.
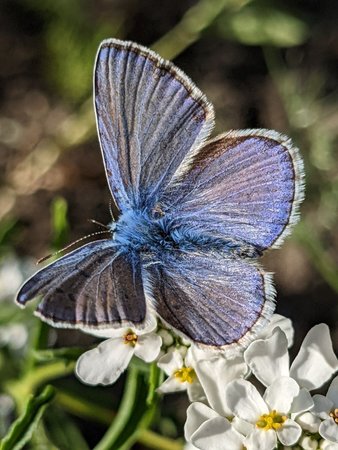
<box><xmin>162</xmin><ymin>130</ymin><xmax>304</xmax><ymax>251</ymax></box>
<box><xmin>94</xmin><ymin>39</ymin><xmax>214</xmax><ymax>212</ymax></box>
<box><xmin>16</xmin><ymin>241</ymin><xmax>147</xmax><ymax>329</ymax></box>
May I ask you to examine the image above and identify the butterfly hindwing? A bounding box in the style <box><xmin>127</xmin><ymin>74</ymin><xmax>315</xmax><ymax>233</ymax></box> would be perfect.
<box><xmin>16</xmin><ymin>240</ymin><xmax>147</xmax><ymax>329</ymax></box>
<box><xmin>144</xmin><ymin>250</ymin><xmax>274</xmax><ymax>349</ymax></box>
<box><xmin>94</xmin><ymin>39</ymin><xmax>214</xmax><ymax>212</ymax></box>
<box><xmin>162</xmin><ymin>129</ymin><xmax>304</xmax><ymax>251</ymax></box>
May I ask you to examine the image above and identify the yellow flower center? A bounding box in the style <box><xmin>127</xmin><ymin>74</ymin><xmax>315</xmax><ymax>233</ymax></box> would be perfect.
<box><xmin>123</xmin><ymin>331</ymin><xmax>138</xmax><ymax>346</ymax></box>
<box><xmin>256</xmin><ymin>410</ymin><xmax>287</xmax><ymax>431</ymax></box>
<box><xmin>329</xmin><ymin>408</ymin><xmax>338</xmax><ymax>424</ymax></box>
<box><xmin>174</xmin><ymin>367</ymin><xmax>196</xmax><ymax>384</ymax></box>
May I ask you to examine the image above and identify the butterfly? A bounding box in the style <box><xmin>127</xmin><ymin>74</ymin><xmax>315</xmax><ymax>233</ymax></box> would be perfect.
<box><xmin>16</xmin><ymin>39</ymin><xmax>304</xmax><ymax>351</ymax></box>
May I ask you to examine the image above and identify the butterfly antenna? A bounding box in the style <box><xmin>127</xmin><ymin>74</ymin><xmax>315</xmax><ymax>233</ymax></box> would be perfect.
<box><xmin>88</xmin><ymin>219</ymin><xmax>109</xmax><ymax>229</ymax></box>
<box><xmin>36</xmin><ymin>230</ymin><xmax>111</xmax><ymax>265</ymax></box>
<box><xmin>109</xmin><ymin>199</ymin><xmax>114</xmax><ymax>220</ymax></box>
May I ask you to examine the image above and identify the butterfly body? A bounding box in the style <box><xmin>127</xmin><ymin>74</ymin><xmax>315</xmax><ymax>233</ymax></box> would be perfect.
<box><xmin>16</xmin><ymin>39</ymin><xmax>304</xmax><ymax>351</ymax></box>
<box><xmin>112</xmin><ymin>206</ymin><xmax>261</xmax><ymax>262</ymax></box>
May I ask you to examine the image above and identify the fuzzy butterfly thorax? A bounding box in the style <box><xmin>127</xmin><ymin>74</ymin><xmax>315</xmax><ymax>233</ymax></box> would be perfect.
<box><xmin>111</xmin><ymin>207</ymin><xmax>261</xmax><ymax>259</ymax></box>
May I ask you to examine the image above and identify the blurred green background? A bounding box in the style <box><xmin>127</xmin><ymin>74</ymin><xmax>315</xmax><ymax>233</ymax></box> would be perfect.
<box><xmin>0</xmin><ymin>0</ymin><xmax>337</xmax><ymax>448</ymax></box>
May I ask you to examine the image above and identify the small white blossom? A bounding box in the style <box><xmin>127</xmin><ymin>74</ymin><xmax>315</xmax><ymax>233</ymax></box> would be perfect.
<box><xmin>0</xmin><ymin>323</ymin><xmax>28</xmax><ymax>350</ymax></box>
<box><xmin>157</xmin><ymin>328</ymin><xmax>174</xmax><ymax>347</ymax></box>
<box><xmin>225</xmin><ymin>377</ymin><xmax>302</xmax><ymax>450</ymax></box>
<box><xmin>76</xmin><ymin>318</ymin><xmax>162</xmax><ymax>385</ymax></box>
<box><xmin>191</xmin><ymin>346</ymin><xmax>248</xmax><ymax>417</ymax></box>
<box><xmin>296</xmin><ymin>411</ymin><xmax>321</xmax><ymax>433</ymax></box>
<box><xmin>258</xmin><ymin>314</ymin><xmax>295</xmax><ymax>347</ymax></box>
<box><xmin>320</xmin><ymin>438</ymin><xmax>338</xmax><ymax>449</ymax></box>
<box><xmin>245</xmin><ymin>324</ymin><xmax>338</xmax><ymax>391</ymax></box>
<box><xmin>185</xmin><ymin>402</ymin><xmax>244</xmax><ymax>450</ymax></box>
<box><xmin>299</xmin><ymin>434</ymin><xmax>319</xmax><ymax>450</ymax></box>
<box><xmin>157</xmin><ymin>348</ymin><xmax>204</xmax><ymax>402</ymax></box>
<box><xmin>313</xmin><ymin>376</ymin><xmax>338</xmax><ymax>444</ymax></box>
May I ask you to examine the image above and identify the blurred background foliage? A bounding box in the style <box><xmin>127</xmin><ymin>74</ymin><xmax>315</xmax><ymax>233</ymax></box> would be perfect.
<box><xmin>0</xmin><ymin>0</ymin><xmax>337</xmax><ymax>448</ymax></box>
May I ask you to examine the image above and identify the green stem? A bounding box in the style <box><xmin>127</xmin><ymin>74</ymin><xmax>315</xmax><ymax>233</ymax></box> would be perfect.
<box><xmin>152</xmin><ymin>0</ymin><xmax>250</xmax><ymax>60</ymax></box>
<box><xmin>56</xmin><ymin>390</ymin><xmax>114</xmax><ymax>424</ymax></box>
<box><xmin>56</xmin><ymin>390</ymin><xmax>183</xmax><ymax>449</ymax></box>
<box><xmin>138</xmin><ymin>430</ymin><xmax>183</xmax><ymax>450</ymax></box>
<box><xmin>93</xmin><ymin>367</ymin><xmax>139</xmax><ymax>450</ymax></box>
<box><xmin>5</xmin><ymin>361</ymin><xmax>75</xmax><ymax>412</ymax></box>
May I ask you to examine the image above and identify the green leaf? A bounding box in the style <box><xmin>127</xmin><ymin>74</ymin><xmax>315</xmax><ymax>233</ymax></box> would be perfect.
<box><xmin>217</xmin><ymin>2</ymin><xmax>309</xmax><ymax>47</ymax></box>
<box><xmin>44</xmin><ymin>405</ymin><xmax>90</xmax><ymax>450</ymax></box>
<box><xmin>51</xmin><ymin>196</ymin><xmax>69</xmax><ymax>250</ymax></box>
<box><xmin>0</xmin><ymin>385</ymin><xmax>55</xmax><ymax>450</ymax></box>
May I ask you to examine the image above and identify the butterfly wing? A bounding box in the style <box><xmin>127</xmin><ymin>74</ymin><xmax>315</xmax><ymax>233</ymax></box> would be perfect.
<box><xmin>144</xmin><ymin>250</ymin><xmax>274</xmax><ymax>350</ymax></box>
<box><xmin>16</xmin><ymin>240</ymin><xmax>147</xmax><ymax>330</ymax></box>
<box><xmin>94</xmin><ymin>39</ymin><xmax>214</xmax><ymax>212</ymax></box>
<box><xmin>162</xmin><ymin>129</ymin><xmax>304</xmax><ymax>251</ymax></box>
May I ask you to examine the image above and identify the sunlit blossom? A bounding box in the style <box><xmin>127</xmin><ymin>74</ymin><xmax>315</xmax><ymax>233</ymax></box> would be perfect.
<box><xmin>76</xmin><ymin>317</ymin><xmax>162</xmax><ymax>385</ymax></box>
<box><xmin>225</xmin><ymin>377</ymin><xmax>302</xmax><ymax>450</ymax></box>
<box><xmin>313</xmin><ymin>376</ymin><xmax>338</xmax><ymax>444</ymax></box>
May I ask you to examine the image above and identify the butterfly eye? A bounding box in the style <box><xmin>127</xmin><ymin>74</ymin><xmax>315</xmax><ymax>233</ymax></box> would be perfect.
<box><xmin>151</xmin><ymin>204</ymin><xmax>165</xmax><ymax>220</ymax></box>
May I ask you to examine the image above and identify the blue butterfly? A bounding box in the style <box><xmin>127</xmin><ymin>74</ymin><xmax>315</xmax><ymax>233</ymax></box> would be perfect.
<box><xmin>16</xmin><ymin>39</ymin><xmax>304</xmax><ymax>350</ymax></box>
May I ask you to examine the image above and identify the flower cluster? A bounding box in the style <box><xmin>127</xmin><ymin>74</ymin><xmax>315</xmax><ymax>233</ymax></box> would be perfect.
<box><xmin>75</xmin><ymin>315</ymin><xmax>338</xmax><ymax>450</ymax></box>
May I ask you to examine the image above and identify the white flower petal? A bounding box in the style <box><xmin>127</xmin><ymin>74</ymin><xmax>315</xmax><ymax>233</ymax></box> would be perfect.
<box><xmin>232</xmin><ymin>416</ymin><xmax>254</xmax><ymax>436</ymax></box>
<box><xmin>259</xmin><ymin>314</ymin><xmax>294</xmax><ymax>347</ymax></box>
<box><xmin>276</xmin><ymin>419</ymin><xmax>302</xmax><ymax>446</ymax></box>
<box><xmin>264</xmin><ymin>377</ymin><xmax>299</xmax><ymax>413</ymax></box>
<box><xmin>225</xmin><ymin>379</ymin><xmax>268</xmax><ymax>423</ymax></box>
<box><xmin>290</xmin><ymin>388</ymin><xmax>314</xmax><ymax>415</ymax></box>
<box><xmin>157</xmin><ymin>376</ymin><xmax>186</xmax><ymax>394</ymax></box>
<box><xmin>296</xmin><ymin>412</ymin><xmax>321</xmax><ymax>433</ymax></box>
<box><xmin>157</xmin><ymin>350</ymin><xmax>184</xmax><ymax>376</ymax></box>
<box><xmin>327</xmin><ymin>376</ymin><xmax>338</xmax><ymax>407</ymax></box>
<box><xmin>134</xmin><ymin>333</ymin><xmax>162</xmax><ymax>362</ymax></box>
<box><xmin>319</xmin><ymin>418</ymin><xmax>338</xmax><ymax>444</ymax></box>
<box><xmin>244</xmin><ymin>429</ymin><xmax>276</xmax><ymax>450</ymax></box>
<box><xmin>75</xmin><ymin>337</ymin><xmax>133</xmax><ymax>385</ymax></box>
<box><xmin>244</xmin><ymin>328</ymin><xmax>289</xmax><ymax>387</ymax></box>
<box><xmin>185</xmin><ymin>347</ymin><xmax>197</xmax><ymax>368</ymax></box>
<box><xmin>194</xmin><ymin>355</ymin><xmax>247</xmax><ymax>417</ymax></box>
<box><xmin>299</xmin><ymin>435</ymin><xmax>318</xmax><ymax>450</ymax></box>
<box><xmin>192</xmin><ymin>416</ymin><xmax>244</xmax><ymax>450</ymax></box>
<box><xmin>187</xmin><ymin>380</ymin><xmax>206</xmax><ymax>403</ymax></box>
<box><xmin>185</xmin><ymin>402</ymin><xmax>219</xmax><ymax>441</ymax></box>
<box><xmin>290</xmin><ymin>324</ymin><xmax>338</xmax><ymax>390</ymax></box>
<box><xmin>313</xmin><ymin>394</ymin><xmax>333</xmax><ymax>419</ymax></box>
<box><xmin>135</xmin><ymin>314</ymin><xmax>158</xmax><ymax>334</ymax></box>
<box><xmin>321</xmin><ymin>441</ymin><xmax>338</xmax><ymax>450</ymax></box>
<box><xmin>84</xmin><ymin>326</ymin><xmax>129</xmax><ymax>339</ymax></box>
<box><xmin>184</xmin><ymin>443</ymin><xmax>200</xmax><ymax>450</ymax></box>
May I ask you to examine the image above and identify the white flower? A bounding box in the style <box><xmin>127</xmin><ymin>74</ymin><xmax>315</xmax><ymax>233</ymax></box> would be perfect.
<box><xmin>157</xmin><ymin>348</ymin><xmax>204</xmax><ymax>402</ymax></box>
<box><xmin>0</xmin><ymin>323</ymin><xmax>28</xmax><ymax>350</ymax></box>
<box><xmin>245</xmin><ymin>324</ymin><xmax>338</xmax><ymax>391</ymax></box>
<box><xmin>225</xmin><ymin>377</ymin><xmax>302</xmax><ymax>450</ymax></box>
<box><xmin>185</xmin><ymin>402</ymin><xmax>245</xmax><ymax>450</ymax></box>
<box><xmin>257</xmin><ymin>314</ymin><xmax>294</xmax><ymax>347</ymax></box>
<box><xmin>190</xmin><ymin>346</ymin><xmax>248</xmax><ymax>417</ymax></box>
<box><xmin>320</xmin><ymin>438</ymin><xmax>338</xmax><ymax>449</ymax></box>
<box><xmin>312</xmin><ymin>376</ymin><xmax>338</xmax><ymax>444</ymax></box>
<box><xmin>75</xmin><ymin>319</ymin><xmax>162</xmax><ymax>385</ymax></box>
<box><xmin>296</xmin><ymin>411</ymin><xmax>321</xmax><ymax>433</ymax></box>
<box><xmin>299</xmin><ymin>434</ymin><xmax>319</xmax><ymax>450</ymax></box>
